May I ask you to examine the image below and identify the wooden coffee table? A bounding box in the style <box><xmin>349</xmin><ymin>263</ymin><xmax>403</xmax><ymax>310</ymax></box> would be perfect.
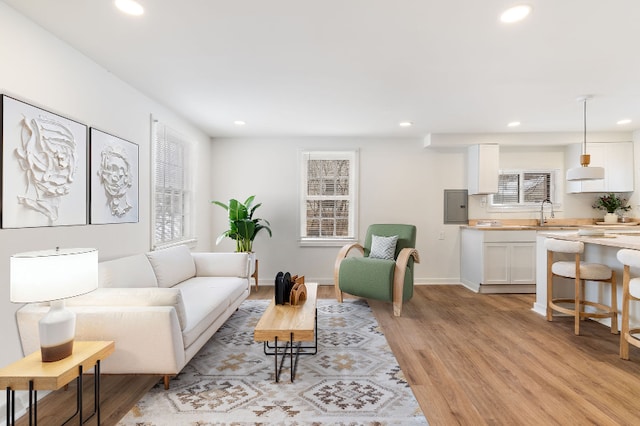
<box><xmin>254</xmin><ymin>282</ymin><xmax>317</xmax><ymax>382</ymax></box>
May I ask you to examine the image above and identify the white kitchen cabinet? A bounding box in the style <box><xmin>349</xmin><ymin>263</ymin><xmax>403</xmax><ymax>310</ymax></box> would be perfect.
<box><xmin>483</xmin><ymin>242</ymin><xmax>536</xmax><ymax>285</ymax></box>
<box><xmin>460</xmin><ymin>228</ymin><xmax>536</xmax><ymax>293</ymax></box>
<box><xmin>566</xmin><ymin>142</ymin><xmax>634</xmax><ymax>193</ymax></box>
<box><xmin>468</xmin><ymin>144</ymin><xmax>499</xmax><ymax>195</ymax></box>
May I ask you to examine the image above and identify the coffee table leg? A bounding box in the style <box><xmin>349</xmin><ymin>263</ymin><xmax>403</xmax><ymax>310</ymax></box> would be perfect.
<box><xmin>290</xmin><ymin>333</ymin><xmax>294</xmax><ymax>383</ymax></box>
<box><xmin>274</xmin><ymin>336</ymin><xmax>279</xmax><ymax>383</ymax></box>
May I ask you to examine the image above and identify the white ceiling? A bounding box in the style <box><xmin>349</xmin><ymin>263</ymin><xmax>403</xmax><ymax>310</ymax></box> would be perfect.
<box><xmin>3</xmin><ymin>0</ymin><xmax>640</xmax><ymax>139</ymax></box>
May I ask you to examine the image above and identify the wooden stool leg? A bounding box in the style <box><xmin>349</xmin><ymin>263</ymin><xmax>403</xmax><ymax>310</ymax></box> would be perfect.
<box><xmin>573</xmin><ymin>276</ymin><xmax>580</xmax><ymax>335</ymax></box>
<box><xmin>546</xmin><ymin>250</ymin><xmax>554</xmax><ymax>321</ymax></box>
<box><xmin>621</xmin><ymin>266</ymin><xmax>630</xmax><ymax>359</ymax></box>
<box><xmin>610</xmin><ymin>271</ymin><xmax>618</xmax><ymax>334</ymax></box>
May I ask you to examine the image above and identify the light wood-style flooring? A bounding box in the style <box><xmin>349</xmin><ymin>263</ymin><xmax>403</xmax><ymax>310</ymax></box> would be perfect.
<box><xmin>13</xmin><ymin>285</ymin><xmax>640</xmax><ymax>425</ymax></box>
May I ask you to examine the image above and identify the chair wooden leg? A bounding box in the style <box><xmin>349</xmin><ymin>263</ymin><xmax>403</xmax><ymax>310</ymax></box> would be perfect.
<box><xmin>393</xmin><ymin>300</ymin><xmax>402</xmax><ymax>317</ymax></box>
<box><xmin>164</xmin><ymin>375</ymin><xmax>171</xmax><ymax>390</ymax></box>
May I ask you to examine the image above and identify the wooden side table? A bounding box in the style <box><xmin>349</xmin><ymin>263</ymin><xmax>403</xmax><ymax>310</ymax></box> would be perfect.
<box><xmin>251</xmin><ymin>258</ymin><xmax>259</xmax><ymax>292</ymax></box>
<box><xmin>0</xmin><ymin>340</ymin><xmax>115</xmax><ymax>426</ymax></box>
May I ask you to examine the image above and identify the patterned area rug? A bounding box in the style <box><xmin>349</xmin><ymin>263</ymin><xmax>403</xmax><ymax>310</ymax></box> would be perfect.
<box><xmin>118</xmin><ymin>298</ymin><xmax>428</xmax><ymax>425</ymax></box>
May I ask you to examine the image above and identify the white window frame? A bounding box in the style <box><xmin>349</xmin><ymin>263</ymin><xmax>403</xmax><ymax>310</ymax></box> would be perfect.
<box><xmin>151</xmin><ymin>118</ymin><xmax>196</xmax><ymax>250</ymax></box>
<box><xmin>488</xmin><ymin>169</ymin><xmax>561</xmax><ymax>212</ymax></box>
<box><xmin>299</xmin><ymin>149</ymin><xmax>358</xmax><ymax>247</ymax></box>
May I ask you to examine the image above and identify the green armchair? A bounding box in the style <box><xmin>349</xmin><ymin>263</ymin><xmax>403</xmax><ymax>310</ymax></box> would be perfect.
<box><xmin>334</xmin><ymin>224</ymin><xmax>420</xmax><ymax>316</ymax></box>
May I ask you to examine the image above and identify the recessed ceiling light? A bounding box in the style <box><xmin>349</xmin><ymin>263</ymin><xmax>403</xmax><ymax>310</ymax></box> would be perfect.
<box><xmin>233</xmin><ymin>120</ymin><xmax>246</xmax><ymax>126</ymax></box>
<box><xmin>617</xmin><ymin>119</ymin><xmax>632</xmax><ymax>125</ymax></box>
<box><xmin>500</xmin><ymin>5</ymin><xmax>532</xmax><ymax>23</ymax></box>
<box><xmin>399</xmin><ymin>121</ymin><xmax>413</xmax><ymax>127</ymax></box>
<box><xmin>507</xmin><ymin>121</ymin><xmax>521</xmax><ymax>127</ymax></box>
<box><xmin>115</xmin><ymin>0</ymin><xmax>144</xmax><ymax>16</ymax></box>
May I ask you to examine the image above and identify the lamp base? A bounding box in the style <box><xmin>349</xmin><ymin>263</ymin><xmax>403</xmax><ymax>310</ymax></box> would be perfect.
<box><xmin>41</xmin><ymin>340</ymin><xmax>74</xmax><ymax>362</ymax></box>
<box><xmin>39</xmin><ymin>299</ymin><xmax>76</xmax><ymax>362</ymax></box>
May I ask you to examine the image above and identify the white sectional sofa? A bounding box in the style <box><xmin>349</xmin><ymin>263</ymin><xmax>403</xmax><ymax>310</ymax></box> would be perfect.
<box><xmin>15</xmin><ymin>245</ymin><xmax>251</xmax><ymax>388</ymax></box>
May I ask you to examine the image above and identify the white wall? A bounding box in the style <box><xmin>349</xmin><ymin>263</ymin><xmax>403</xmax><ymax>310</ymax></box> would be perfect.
<box><xmin>0</xmin><ymin>2</ymin><xmax>212</xmax><ymax>412</ymax></box>
<box><xmin>211</xmin><ymin>138</ymin><xmax>637</xmax><ymax>288</ymax></box>
<box><xmin>211</xmin><ymin>137</ymin><xmax>468</xmax><ymax>285</ymax></box>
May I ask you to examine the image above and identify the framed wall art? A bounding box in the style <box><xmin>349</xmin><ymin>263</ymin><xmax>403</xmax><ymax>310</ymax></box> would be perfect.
<box><xmin>1</xmin><ymin>95</ymin><xmax>88</xmax><ymax>228</ymax></box>
<box><xmin>89</xmin><ymin>128</ymin><xmax>139</xmax><ymax>224</ymax></box>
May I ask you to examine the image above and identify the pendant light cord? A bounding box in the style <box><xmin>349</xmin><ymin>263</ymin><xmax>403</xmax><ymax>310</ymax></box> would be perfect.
<box><xmin>583</xmin><ymin>97</ymin><xmax>587</xmax><ymax>156</ymax></box>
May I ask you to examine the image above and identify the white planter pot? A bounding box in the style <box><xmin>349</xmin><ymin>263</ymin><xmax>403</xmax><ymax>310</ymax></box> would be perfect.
<box><xmin>604</xmin><ymin>213</ymin><xmax>619</xmax><ymax>223</ymax></box>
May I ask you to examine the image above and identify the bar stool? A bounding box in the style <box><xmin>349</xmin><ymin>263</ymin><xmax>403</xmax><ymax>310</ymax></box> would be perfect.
<box><xmin>545</xmin><ymin>238</ymin><xmax>618</xmax><ymax>335</ymax></box>
<box><xmin>616</xmin><ymin>249</ymin><xmax>640</xmax><ymax>359</ymax></box>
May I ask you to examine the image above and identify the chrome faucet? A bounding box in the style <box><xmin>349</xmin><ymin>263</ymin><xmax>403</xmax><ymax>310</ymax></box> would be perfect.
<box><xmin>540</xmin><ymin>199</ymin><xmax>554</xmax><ymax>226</ymax></box>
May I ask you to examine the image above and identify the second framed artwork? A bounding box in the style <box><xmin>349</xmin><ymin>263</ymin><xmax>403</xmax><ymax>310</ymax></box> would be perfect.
<box><xmin>90</xmin><ymin>128</ymin><xmax>139</xmax><ymax>224</ymax></box>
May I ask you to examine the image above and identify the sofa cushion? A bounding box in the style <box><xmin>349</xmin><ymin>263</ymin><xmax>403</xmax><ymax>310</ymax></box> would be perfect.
<box><xmin>99</xmin><ymin>254</ymin><xmax>158</xmax><ymax>288</ymax></box>
<box><xmin>192</xmin><ymin>252</ymin><xmax>249</xmax><ymax>277</ymax></box>
<box><xmin>176</xmin><ymin>277</ymin><xmax>248</xmax><ymax>348</ymax></box>
<box><xmin>146</xmin><ymin>245</ymin><xmax>196</xmax><ymax>288</ymax></box>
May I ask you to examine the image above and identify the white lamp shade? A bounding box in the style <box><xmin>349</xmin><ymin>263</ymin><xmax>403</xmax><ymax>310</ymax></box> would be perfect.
<box><xmin>10</xmin><ymin>248</ymin><xmax>98</xmax><ymax>303</ymax></box>
<box><xmin>566</xmin><ymin>166</ymin><xmax>605</xmax><ymax>181</ymax></box>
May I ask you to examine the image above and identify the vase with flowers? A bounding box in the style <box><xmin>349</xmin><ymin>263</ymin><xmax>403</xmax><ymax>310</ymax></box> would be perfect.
<box><xmin>592</xmin><ymin>193</ymin><xmax>631</xmax><ymax>223</ymax></box>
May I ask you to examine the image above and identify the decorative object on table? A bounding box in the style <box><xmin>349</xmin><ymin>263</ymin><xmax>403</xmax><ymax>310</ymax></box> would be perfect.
<box><xmin>566</xmin><ymin>95</ymin><xmax>605</xmax><ymax>181</ymax></box>
<box><xmin>10</xmin><ymin>247</ymin><xmax>98</xmax><ymax>362</ymax></box>
<box><xmin>274</xmin><ymin>272</ymin><xmax>306</xmax><ymax>305</ymax></box>
<box><xmin>118</xmin><ymin>299</ymin><xmax>427</xmax><ymax>425</ymax></box>
<box><xmin>1</xmin><ymin>95</ymin><xmax>88</xmax><ymax>228</ymax></box>
<box><xmin>212</xmin><ymin>195</ymin><xmax>272</xmax><ymax>252</ymax></box>
<box><xmin>89</xmin><ymin>128</ymin><xmax>139</xmax><ymax>224</ymax></box>
<box><xmin>592</xmin><ymin>192</ymin><xmax>631</xmax><ymax>223</ymax></box>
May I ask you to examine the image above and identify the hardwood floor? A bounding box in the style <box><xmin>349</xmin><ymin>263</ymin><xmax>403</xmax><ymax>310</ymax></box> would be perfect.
<box><xmin>13</xmin><ymin>285</ymin><xmax>640</xmax><ymax>425</ymax></box>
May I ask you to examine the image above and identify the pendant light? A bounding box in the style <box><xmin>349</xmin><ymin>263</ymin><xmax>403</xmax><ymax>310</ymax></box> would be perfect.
<box><xmin>566</xmin><ymin>95</ymin><xmax>605</xmax><ymax>181</ymax></box>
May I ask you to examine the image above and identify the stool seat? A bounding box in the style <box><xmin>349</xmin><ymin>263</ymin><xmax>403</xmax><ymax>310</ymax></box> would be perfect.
<box><xmin>545</xmin><ymin>238</ymin><xmax>618</xmax><ymax>336</ymax></box>
<box><xmin>551</xmin><ymin>261</ymin><xmax>612</xmax><ymax>281</ymax></box>
<box><xmin>630</xmin><ymin>278</ymin><xmax>640</xmax><ymax>299</ymax></box>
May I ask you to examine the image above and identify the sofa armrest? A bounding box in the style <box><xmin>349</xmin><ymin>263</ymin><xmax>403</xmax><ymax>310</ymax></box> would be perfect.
<box><xmin>192</xmin><ymin>252</ymin><xmax>250</xmax><ymax>278</ymax></box>
<box><xmin>65</xmin><ymin>287</ymin><xmax>187</xmax><ymax>330</ymax></box>
<box><xmin>16</xmin><ymin>305</ymin><xmax>186</xmax><ymax>374</ymax></box>
<box><xmin>334</xmin><ymin>243</ymin><xmax>365</xmax><ymax>302</ymax></box>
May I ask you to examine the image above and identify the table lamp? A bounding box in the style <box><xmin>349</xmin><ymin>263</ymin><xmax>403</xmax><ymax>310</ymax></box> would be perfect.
<box><xmin>10</xmin><ymin>247</ymin><xmax>98</xmax><ymax>362</ymax></box>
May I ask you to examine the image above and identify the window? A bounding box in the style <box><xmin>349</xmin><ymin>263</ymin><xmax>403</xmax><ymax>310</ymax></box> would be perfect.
<box><xmin>151</xmin><ymin>119</ymin><xmax>195</xmax><ymax>249</ymax></box>
<box><xmin>489</xmin><ymin>169</ymin><xmax>558</xmax><ymax>209</ymax></box>
<box><xmin>299</xmin><ymin>150</ymin><xmax>358</xmax><ymax>246</ymax></box>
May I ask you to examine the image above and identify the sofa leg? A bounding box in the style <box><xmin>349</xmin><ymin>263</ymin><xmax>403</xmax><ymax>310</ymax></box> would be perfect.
<box><xmin>163</xmin><ymin>375</ymin><xmax>171</xmax><ymax>390</ymax></box>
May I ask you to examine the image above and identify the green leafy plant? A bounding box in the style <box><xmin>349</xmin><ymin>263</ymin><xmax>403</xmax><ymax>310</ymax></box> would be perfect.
<box><xmin>212</xmin><ymin>195</ymin><xmax>272</xmax><ymax>252</ymax></box>
<box><xmin>592</xmin><ymin>193</ymin><xmax>631</xmax><ymax>214</ymax></box>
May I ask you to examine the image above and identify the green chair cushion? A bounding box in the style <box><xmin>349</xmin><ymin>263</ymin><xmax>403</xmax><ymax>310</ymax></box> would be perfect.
<box><xmin>339</xmin><ymin>257</ymin><xmax>396</xmax><ymax>301</ymax></box>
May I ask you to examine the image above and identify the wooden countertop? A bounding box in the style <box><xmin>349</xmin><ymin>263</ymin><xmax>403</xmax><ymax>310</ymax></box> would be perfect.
<box><xmin>464</xmin><ymin>218</ymin><xmax>639</xmax><ymax>231</ymax></box>
<box><xmin>539</xmin><ymin>230</ymin><xmax>640</xmax><ymax>250</ymax></box>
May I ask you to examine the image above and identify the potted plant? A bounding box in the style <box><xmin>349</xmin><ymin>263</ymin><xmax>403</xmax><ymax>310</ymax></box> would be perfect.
<box><xmin>212</xmin><ymin>195</ymin><xmax>272</xmax><ymax>252</ymax></box>
<box><xmin>592</xmin><ymin>193</ymin><xmax>631</xmax><ymax>223</ymax></box>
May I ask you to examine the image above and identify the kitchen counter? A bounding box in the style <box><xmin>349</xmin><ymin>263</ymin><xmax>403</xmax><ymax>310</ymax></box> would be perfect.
<box><xmin>533</xmin><ymin>229</ymin><xmax>640</xmax><ymax>329</ymax></box>
<box><xmin>538</xmin><ymin>230</ymin><xmax>640</xmax><ymax>250</ymax></box>
<box><xmin>461</xmin><ymin>225</ymin><xmax>581</xmax><ymax>231</ymax></box>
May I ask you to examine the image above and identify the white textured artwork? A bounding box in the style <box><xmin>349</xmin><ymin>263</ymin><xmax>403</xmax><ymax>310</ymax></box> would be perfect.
<box><xmin>90</xmin><ymin>128</ymin><xmax>139</xmax><ymax>224</ymax></box>
<box><xmin>2</xmin><ymin>95</ymin><xmax>88</xmax><ymax>228</ymax></box>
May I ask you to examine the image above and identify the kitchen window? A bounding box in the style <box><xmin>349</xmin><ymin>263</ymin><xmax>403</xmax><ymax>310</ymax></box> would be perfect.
<box><xmin>299</xmin><ymin>150</ymin><xmax>358</xmax><ymax>246</ymax></box>
<box><xmin>489</xmin><ymin>169</ymin><xmax>559</xmax><ymax>210</ymax></box>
